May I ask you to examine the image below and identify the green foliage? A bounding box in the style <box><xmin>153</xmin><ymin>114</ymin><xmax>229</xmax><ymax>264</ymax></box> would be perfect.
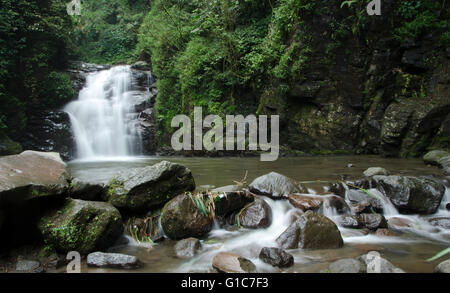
<box><xmin>72</xmin><ymin>0</ymin><xmax>151</xmax><ymax>64</ymax></box>
<box><xmin>0</xmin><ymin>0</ymin><xmax>75</xmax><ymax>137</ymax></box>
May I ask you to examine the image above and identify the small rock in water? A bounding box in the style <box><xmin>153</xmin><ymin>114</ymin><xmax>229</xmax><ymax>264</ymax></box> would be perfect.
<box><xmin>434</xmin><ymin>259</ymin><xmax>450</xmax><ymax>273</ymax></box>
<box><xmin>288</xmin><ymin>194</ymin><xmax>323</xmax><ymax>212</ymax></box>
<box><xmin>375</xmin><ymin>228</ymin><xmax>395</xmax><ymax>237</ymax></box>
<box><xmin>387</xmin><ymin>217</ymin><xmax>414</xmax><ymax>230</ymax></box>
<box><xmin>335</xmin><ymin>215</ymin><xmax>361</xmax><ymax>229</ymax></box>
<box><xmin>87</xmin><ymin>252</ymin><xmax>141</xmax><ymax>269</ymax></box>
<box><xmin>238</xmin><ymin>199</ymin><xmax>272</xmax><ymax>229</ymax></box>
<box><xmin>174</xmin><ymin>238</ymin><xmax>201</xmax><ymax>259</ymax></box>
<box><xmin>212</xmin><ymin>252</ymin><xmax>256</xmax><ymax>273</ymax></box>
<box><xmin>358</xmin><ymin>214</ymin><xmax>388</xmax><ymax>231</ymax></box>
<box><xmin>347</xmin><ymin>164</ymin><xmax>354</xmax><ymax>168</ymax></box>
<box><xmin>248</xmin><ymin>172</ymin><xmax>307</xmax><ymax>199</ymax></box>
<box><xmin>326</xmin><ymin>196</ymin><xmax>351</xmax><ymax>214</ymax></box>
<box><xmin>276</xmin><ymin>211</ymin><xmax>343</xmax><ymax>250</ymax></box>
<box><xmin>259</xmin><ymin>247</ymin><xmax>294</xmax><ymax>268</ymax></box>
<box><xmin>359</xmin><ymin>252</ymin><xmax>405</xmax><ymax>273</ymax></box>
<box><xmin>15</xmin><ymin>260</ymin><xmax>44</xmax><ymax>273</ymax></box>
<box><xmin>327</xmin><ymin>258</ymin><xmax>366</xmax><ymax>273</ymax></box>
<box><xmin>428</xmin><ymin>217</ymin><xmax>450</xmax><ymax>229</ymax></box>
<box><xmin>363</xmin><ymin>167</ymin><xmax>390</xmax><ymax>177</ymax></box>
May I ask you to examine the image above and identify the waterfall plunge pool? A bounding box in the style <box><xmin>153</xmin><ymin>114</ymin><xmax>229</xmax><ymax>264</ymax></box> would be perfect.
<box><xmin>66</xmin><ymin>155</ymin><xmax>450</xmax><ymax>273</ymax></box>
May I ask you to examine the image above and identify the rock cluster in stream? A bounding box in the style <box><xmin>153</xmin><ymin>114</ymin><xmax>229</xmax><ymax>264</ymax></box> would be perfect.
<box><xmin>0</xmin><ymin>150</ymin><xmax>449</xmax><ymax>273</ymax></box>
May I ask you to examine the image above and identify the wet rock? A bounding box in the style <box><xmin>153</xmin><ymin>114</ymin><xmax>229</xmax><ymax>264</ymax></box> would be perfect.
<box><xmin>38</xmin><ymin>199</ymin><xmax>123</xmax><ymax>254</ymax></box>
<box><xmin>326</xmin><ymin>195</ymin><xmax>351</xmax><ymax>214</ymax></box>
<box><xmin>0</xmin><ymin>151</ymin><xmax>69</xmax><ymax>206</ymax></box>
<box><xmin>335</xmin><ymin>215</ymin><xmax>361</xmax><ymax>229</ymax></box>
<box><xmin>213</xmin><ymin>190</ymin><xmax>254</xmax><ymax>216</ymax></box>
<box><xmin>161</xmin><ymin>193</ymin><xmax>214</xmax><ymax>240</ymax></box>
<box><xmin>327</xmin><ymin>258</ymin><xmax>366</xmax><ymax>273</ymax></box>
<box><xmin>87</xmin><ymin>252</ymin><xmax>141</xmax><ymax>269</ymax></box>
<box><xmin>69</xmin><ymin>178</ymin><xmax>105</xmax><ymax>201</ymax></box>
<box><xmin>174</xmin><ymin>238</ymin><xmax>201</xmax><ymax>259</ymax></box>
<box><xmin>375</xmin><ymin>228</ymin><xmax>395</xmax><ymax>237</ymax></box>
<box><xmin>276</xmin><ymin>211</ymin><xmax>343</xmax><ymax>250</ymax></box>
<box><xmin>358</xmin><ymin>214</ymin><xmax>388</xmax><ymax>230</ymax></box>
<box><xmin>238</xmin><ymin>199</ymin><xmax>272</xmax><ymax>229</ymax></box>
<box><xmin>328</xmin><ymin>182</ymin><xmax>346</xmax><ymax>197</ymax></box>
<box><xmin>15</xmin><ymin>260</ymin><xmax>44</xmax><ymax>273</ymax></box>
<box><xmin>423</xmin><ymin>150</ymin><xmax>449</xmax><ymax>166</ymax></box>
<box><xmin>359</xmin><ymin>252</ymin><xmax>405</xmax><ymax>273</ymax></box>
<box><xmin>372</xmin><ymin>176</ymin><xmax>445</xmax><ymax>214</ymax></box>
<box><xmin>288</xmin><ymin>194</ymin><xmax>323</xmax><ymax>212</ymax></box>
<box><xmin>248</xmin><ymin>172</ymin><xmax>307</xmax><ymax>199</ymax></box>
<box><xmin>446</xmin><ymin>203</ymin><xmax>450</xmax><ymax>211</ymax></box>
<box><xmin>434</xmin><ymin>259</ymin><xmax>450</xmax><ymax>273</ymax></box>
<box><xmin>346</xmin><ymin>189</ymin><xmax>383</xmax><ymax>213</ymax></box>
<box><xmin>387</xmin><ymin>217</ymin><xmax>415</xmax><ymax>230</ymax></box>
<box><xmin>212</xmin><ymin>252</ymin><xmax>257</xmax><ymax>273</ymax></box>
<box><xmin>439</xmin><ymin>156</ymin><xmax>450</xmax><ymax>175</ymax></box>
<box><xmin>131</xmin><ymin>61</ymin><xmax>151</xmax><ymax>71</ymax></box>
<box><xmin>363</xmin><ymin>167</ymin><xmax>390</xmax><ymax>177</ymax></box>
<box><xmin>126</xmin><ymin>214</ymin><xmax>164</xmax><ymax>243</ymax></box>
<box><xmin>259</xmin><ymin>247</ymin><xmax>294</xmax><ymax>268</ymax></box>
<box><xmin>428</xmin><ymin>217</ymin><xmax>450</xmax><ymax>229</ymax></box>
<box><xmin>104</xmin><ymin>161</ymin><xmax>195</xmax><ymax>213</ymax></box>
<box><xmin>351</xmin><ymin>202</ymin><xmax>373</xmax><ymax>214</ymax></box>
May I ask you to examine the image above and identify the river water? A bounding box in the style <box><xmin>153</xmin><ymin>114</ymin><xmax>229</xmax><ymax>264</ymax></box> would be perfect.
<box><xmin>66</xmin><ymin>155</ymin><xmax>450</xmax><ymax>273</ymax></box>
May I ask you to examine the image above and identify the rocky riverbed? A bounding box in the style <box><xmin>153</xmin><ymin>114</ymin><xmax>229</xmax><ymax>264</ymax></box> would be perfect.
<box><xmin>0</xmin><ymin>150</ymin><xmax>449</xmax><ymax>273</ymax></box>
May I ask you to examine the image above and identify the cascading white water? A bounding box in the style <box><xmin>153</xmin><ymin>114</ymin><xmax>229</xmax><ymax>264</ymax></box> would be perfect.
<box><xmin>65</xmin><ymin>66</ymin><xmax>142</xmax><ymax>160</ymax></box>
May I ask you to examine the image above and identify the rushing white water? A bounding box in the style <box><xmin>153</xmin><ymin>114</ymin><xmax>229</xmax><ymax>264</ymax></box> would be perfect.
<box><xmin>65</xmin><ymin>66</ymin><xmax>142</xmax><ymax>160</ymax></box>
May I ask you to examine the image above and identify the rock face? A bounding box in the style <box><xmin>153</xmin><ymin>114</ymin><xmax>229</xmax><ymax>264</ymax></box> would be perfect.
<box><xmin>288</xmin><ymin>194</ymin><xmax>323</xmax><ymax>212</ymax></box>
<box><xmin>161</xmin><ymin>193</ymin><xmax>214</xmax><ymax>240</ymax></box>
<box><xmin>19</xmin><ymin>111</ymin><xmax>75</xmax><ymax>161</ymax></box>
<box><xmin>372</xmin><ymin>176</ymin><xmax>445</xmax><ymax>214</ymax></box>
<box><xmin>238</xmin><ymin>199</ymin><xmax>272</xmax><ymax>229</ymax></box>
<box><xmin>38</xmin><ymin>199</ymin><xmax>123</xmax><ymax>254</ymax></box>
<box><xmin>69</xmin><ymin>178</ymin><xmax>105</xmax><ymax>201</ymax></box>
<box><xmin>0</xmin><ymin>151</ymin><xmax>69</xmax><ymax>206</ymax></box>
<box><xmin>276</xmin><ymin>211</ymin><xmax>343</xmax><ymax>250</ymax></box>
<box><xmin>249</xmin><ymin>172</ymin><xmax>307</xmax><ymax>199</ymax></box>
<box><xmin>174</xmin><ymin>238</ymin><xmax>201</xmax><ymax>259</ymax></box>
<box><xmin>104</xmin><ymin>161</ymin><xmax>195</xmax><ymax>213</ymax></box>
<box><xmin>434</xmin><ymin>259</ymin><xmax>450</xmax><ymax>273</ymax></box>
<box><xmin>363</xmin><ymin>167</ymin><xmax>390</xmax><ymax>177</ymax></box>
<box><xmin>212</xmin><ymin>252</ymin><xmax>257</xmax><ymax>273</ymax></box>
<box><xmin>259</xmin><ymin>247</ymin><xmax>294</xmax><ymax>268</ymax></box>
<box><xmin>87</xmin><ymin>252</ymin><xmax>141</xmax><ymax>269</ymax></box>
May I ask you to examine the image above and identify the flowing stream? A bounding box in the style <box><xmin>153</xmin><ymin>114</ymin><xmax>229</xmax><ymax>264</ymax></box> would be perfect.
<box><xmin>64</xmin><ymin>66</ymin><xmax>142</xmax><ymax>160</ymax></box>
<box><xmin>67</xmin><ymin>156</ymin><xmax>450</xmax><ymax>273</ymax></box>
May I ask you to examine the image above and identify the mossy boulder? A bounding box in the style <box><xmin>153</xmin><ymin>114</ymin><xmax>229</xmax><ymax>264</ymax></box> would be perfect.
<box><xmin>104</xmin><ymin>161</ymin><xmax>195</xmax><ymax>214</ymax></box>
<box><xmin>423</xmin><ymin>150</ymin><xmax>449</xmax><ymax>166</ymax></box>
<box><xmin>69</xmin><ymin>178</ymin><xmax>106</xmax><ymax>201</ymax></box>
<box><xmin>0</xmin><ymin>151</ymin><xmax>70</xmax><ymax>206</ymax></box>
<box><xmin>372</xmin><ymin>175</ymin><xmax>445</xmax><ymax>214</ymax></box>
<box><xmin>161</xmin><ymin>193</ymin><xmax>213</xmax><ymax>240</ymax></box>
<box><xmin>276</xmin><ymin>211</ymin><xmax>343</xmax><ymax>250</ymax></box>
<box><xmin>38</xmin><ymin>199</ymin><xmax>123</xmax><ymax>254</ymax></box>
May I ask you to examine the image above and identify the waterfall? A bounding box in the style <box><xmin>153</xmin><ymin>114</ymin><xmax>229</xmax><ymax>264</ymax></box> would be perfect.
<box><xmin>65</xmin><ymin>66</ymin><xmax>142</xmax><ymax>160</ymax></box>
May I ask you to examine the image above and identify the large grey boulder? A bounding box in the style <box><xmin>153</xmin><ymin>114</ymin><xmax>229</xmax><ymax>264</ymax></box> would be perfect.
<box><xmin>38</xmin><ymin>199</ymin><xmax>123</xmax><ymax>254</ymax></box>
<box><xmin>372</xmin><ymin>176</ymin><xmax>445</xmax><ymax>214</ymax></box>
<box><xmin>276</xmin><ymin>211</ymin><xmax>343</xmax><ymax>250</ymax></box>
<box><xmin>87</xmin><ymin>252</ymin><xmax>141</xmax><ymax>269</ymax></box>
<box><xmin>0</xmin><ymin>151</ymin><xmax>69</xmax><ymax>207</ymax></box>
<box><xmin>249</xmin><ymin>172</ymin><xmax>307</xmax><ymax>199</ymax></box>
<box><xmin>104</xmin><ymin>161</ymin><xmax>195</xmax><ymax>213</ymax></box>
